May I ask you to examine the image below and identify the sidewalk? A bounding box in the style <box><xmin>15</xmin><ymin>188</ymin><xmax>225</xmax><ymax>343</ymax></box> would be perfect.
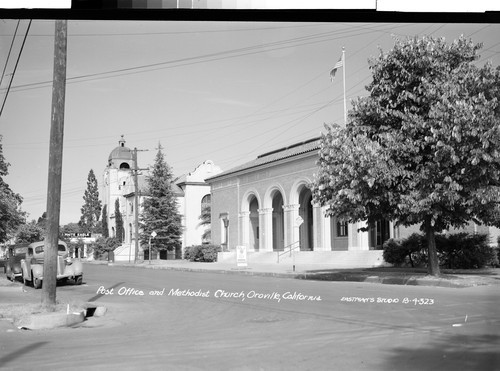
<box><xmin>97</xmin><ymin>259</ymin><xmax>500</xmax><ymax>288</ymax></box>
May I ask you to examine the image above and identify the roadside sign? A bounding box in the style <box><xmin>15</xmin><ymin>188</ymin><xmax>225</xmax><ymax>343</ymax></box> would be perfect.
<box><xmin>295</xmin><ymin>216</ymin><xmax>304</xmax><ymax>227</ymax></box>
<box><xmin>151</xmin><ymin>231</ymin><xmax>157</xmax><ymax>238</ymax></box>
<box><xmin>236</xmin><ymin>245</ymin><xmax>247</xmax><ymax>267</ymax></box>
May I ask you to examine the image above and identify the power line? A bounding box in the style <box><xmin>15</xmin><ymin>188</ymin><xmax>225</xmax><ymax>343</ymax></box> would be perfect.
<box><xmin>0</xmin><ymin>20</ymin><xmax>20</xmax><ymax>90</ymax></box>
<box><xmin>2</xmin><ymin>23</ymin><xmax>413</xmax><ymax>94</ymax></box>
<box><xmin>0</xmin><ymin>20</ymin><xmax>31</xmax><ymax>118</ymax></box>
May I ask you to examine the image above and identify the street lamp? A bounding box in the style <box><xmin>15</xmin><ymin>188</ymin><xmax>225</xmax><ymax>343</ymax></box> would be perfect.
<box><xmin>149</xmin><ymin>231</ymin><xmax>157</xmax><ymax>264</ymax></box>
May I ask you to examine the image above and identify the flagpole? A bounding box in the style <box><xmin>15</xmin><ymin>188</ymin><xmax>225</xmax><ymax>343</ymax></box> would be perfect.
<box><xmin>342</xmin><ymin>47</ymin><xmax>346</xmax><ymax>125</ymax></box>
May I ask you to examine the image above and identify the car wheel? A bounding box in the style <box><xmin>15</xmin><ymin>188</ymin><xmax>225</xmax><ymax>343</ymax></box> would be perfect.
<box><xmin>75</xmin><ymin>275</ymin><xmax>83</xmax><ymax>285</ymax></box>
<box><xmin>33</xmin><ymin>273</ymin><xmax>42</xmax><ymax>289</ymax></box>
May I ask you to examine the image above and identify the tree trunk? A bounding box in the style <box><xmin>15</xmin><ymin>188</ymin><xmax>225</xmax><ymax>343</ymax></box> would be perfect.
<box><xmin>424</xmin><ymin>217</ymin><xmax>441</xmax><ymax>276</ymax></box>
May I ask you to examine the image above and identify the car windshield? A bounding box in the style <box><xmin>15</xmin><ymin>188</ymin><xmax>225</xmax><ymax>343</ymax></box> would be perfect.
<box><xmin>15</xmin><ymin>247</ymin><xmax>27</xmax><ymax>254</ymax></box>
<box><xmin>34</xmin><ymin>244</ymin><xmax>66</xmax><ymax>252</ymax></box>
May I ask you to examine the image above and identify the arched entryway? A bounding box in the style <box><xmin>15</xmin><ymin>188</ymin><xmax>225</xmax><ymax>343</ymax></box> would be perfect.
<box><xmin>249</xmin><ymin>196</ymin><xmax>260</xmax><ymax>251</ymax></box>
<box><xmin>271</xmin><ymin>191</ymin><xmax>285</xmax><ymax>251</ymax></box>
<box><xmin>298</xmin><ymin>186</ymin><xmax>313</xmax><ymax>251</ymax></box>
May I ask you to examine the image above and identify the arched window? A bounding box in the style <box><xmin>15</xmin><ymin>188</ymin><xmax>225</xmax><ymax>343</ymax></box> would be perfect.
<box><xmin>201</xmin><ymin>194</ymin><xmax>211</xmax><ymax>209</ymax></box>
<box><xmin>119</xmin><ymin>162</ymin><xmax>130</xmax><ymax>169</ymax></box>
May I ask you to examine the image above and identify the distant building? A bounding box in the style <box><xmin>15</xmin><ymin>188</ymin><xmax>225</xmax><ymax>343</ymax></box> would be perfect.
<box><xmin>102</xmin><ymin>137</ymin><xmax>222</xmax><ymax>261</ymax></box>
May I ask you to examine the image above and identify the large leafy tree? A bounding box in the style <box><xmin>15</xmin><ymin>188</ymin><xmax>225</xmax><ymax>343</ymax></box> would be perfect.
<box><xmin>37</xmin><ymin>211</ymin><xmax>47</xmax><ymax>232</ymax></box>
<box><xmin>114</xmin><ymin>198</ymin><xmax>124</xmax><ymax>243</ymax></box>
<box><xmin>311</xmin><ymin>36</ymin><xmax>500</xmax><ymax>276</ymax></box>
<box><xmin>59</xmin><ymin>222</ymin><xmax>82</xmax><ymax>241</ymax></box>
<box><xmin>140</xmin><ymin>144</ymin><xmax>182</xmax><ymax>256</ymax></box>
<box><xmin>0</xmin><ymin>135</ymin><xmax>25</xmax><ymax>242</ymax></box>
<box><xmin>79</xmin><ymin>169</ymin><xmax>102</xmax><ymax>233</ymax></box>
<box><xmin>16</xmin><ymin>221</ymin><xmax>44</xmax><ymax>243</ymax></box>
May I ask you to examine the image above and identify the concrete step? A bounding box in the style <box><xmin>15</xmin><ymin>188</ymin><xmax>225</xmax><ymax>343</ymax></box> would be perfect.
<box><xmin>217</xmin><ymin>250</ymin><xmax>388</xmax><ymax>268</ymax></box>
<box><xmin>113</xmin><ymin>244</ymin><xmax>135</xmax><ymax>262</ymax></box>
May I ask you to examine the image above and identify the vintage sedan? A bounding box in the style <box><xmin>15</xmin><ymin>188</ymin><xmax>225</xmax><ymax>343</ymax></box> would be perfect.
<box><xmin>20</xmin><ymin>241</ymin><xmax>83</xmax><ymax>289</ymax></box>
<box><xmin>4</xmin><ymin>244</ymin><xmax>30</xmax><ymax>282</ymax></box>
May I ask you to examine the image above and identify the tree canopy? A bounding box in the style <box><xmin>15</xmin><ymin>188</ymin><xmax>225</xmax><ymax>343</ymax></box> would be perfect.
<box><xmin>16</xmin><ymin>221</ymin><xmax>45</xmax><ymax>243</ymax></box>
<box><xmin>79</xmin><ymin>169</ymin><xmax>102</xmax><ymax>233</ymax></box>
<box><xmin>311</xmin><ymin>36</ymin><xmax>500</xmax><ymax>276</ymax></box>
<box><xmin>0</xmin><ymin>135</ymin><xmax>25</xmax><ymax>242</ymax></box>
<box><xmin>140</xmin><ymin>144</ymin><xmax>182</xmax><ymax>255</ymax></box>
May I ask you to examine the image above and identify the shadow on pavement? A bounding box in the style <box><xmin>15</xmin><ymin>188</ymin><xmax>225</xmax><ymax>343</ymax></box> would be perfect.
<box><xmin>0</xmin><ymin>342</ymin><xmax>49</xmax><ymax>367</ymax></box>
<box><xmin>87</xmin><ymin>282</ymin><xmax>125</xmax><ymax>302</ymax></box>
<box><xmin>383</xmin><ymin>333</ymin><xmax>500</xmax><ymax>370</ymax></box>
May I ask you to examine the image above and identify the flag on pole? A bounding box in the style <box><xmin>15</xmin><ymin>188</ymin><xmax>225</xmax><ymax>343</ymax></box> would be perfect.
<box><xmin>330</xmin><ymin>55</ymin><xmax>343</xmax><ymax>81</ymax></box>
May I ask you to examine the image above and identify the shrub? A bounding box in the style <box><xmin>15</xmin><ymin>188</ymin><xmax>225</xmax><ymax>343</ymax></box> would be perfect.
<box><xmin>400</xmin><ymin>233</ymin><xmax>427</xmax><ymax>267</ymax></box>
<box><xmin>438</xmin><ymin>233</ymin><xmax>497</xmax><ymax>269</ymax></box>
<box><xmin>382</xmin><ymin>238</ymin><xmax>406</xmax><ymax>266</ymax></box>
<box><xmin>92</xmin><ymin>236</ymin><xmax>120</xmax><ymax>260</ymax></box>
<box><xmin>184</xmin><ymin>244</ymin><xmax>221</xmax><ymax>262</ymax></box>
<box><xmin>383</xmin><ymin>234</ymin><xmax>427</xmax><ymax>267</ymax></box>
<box><xmin>383</xmin><ymin>232</ymin><xmax>497</xmax><ymax>269</ymax></box>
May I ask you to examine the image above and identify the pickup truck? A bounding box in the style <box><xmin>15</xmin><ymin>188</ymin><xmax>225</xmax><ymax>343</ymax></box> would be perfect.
<box><xmin>20</xmin><ymin>241</ymin><xmax>83</xmax><ymax>289</ymax></box>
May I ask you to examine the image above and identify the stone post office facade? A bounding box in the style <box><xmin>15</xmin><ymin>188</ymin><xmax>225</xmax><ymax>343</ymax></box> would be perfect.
<box><xmin>207</xmin><ymin>138</ymin><xmax>397</xmax><ymax>257</ymax></box>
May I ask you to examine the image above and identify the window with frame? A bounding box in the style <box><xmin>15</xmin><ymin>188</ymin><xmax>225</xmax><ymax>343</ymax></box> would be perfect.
<box><xmin>337</xmin><ymin>220</ymin><xmax>348</xmax><ymax>237</ymax></box>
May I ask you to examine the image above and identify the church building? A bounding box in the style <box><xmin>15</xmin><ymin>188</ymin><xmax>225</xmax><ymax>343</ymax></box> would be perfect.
<box><xmin>102</xmin><ymin>137</ymin><xmax>222</xmax><ymax>261</ymax></box>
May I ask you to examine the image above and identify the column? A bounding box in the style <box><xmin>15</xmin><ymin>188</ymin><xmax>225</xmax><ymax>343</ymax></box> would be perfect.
<box><xmin>312</xmin><ymin>204</ymin><xmax>326</xmax><ymax>251</ymax></box>
<box><xmin>258</xmin><ymin>208</ymin><xmax>273</xmax><ymax>252</ymax></box>
<box><xmin>239</xmin><ymin>211</ymin><xmax>251</xmax><ymax>251</ymax></box>
<box><xmin>283</xmin><ymin>204</ymin><xmax>300</xmax><ymax>249</ymax></box>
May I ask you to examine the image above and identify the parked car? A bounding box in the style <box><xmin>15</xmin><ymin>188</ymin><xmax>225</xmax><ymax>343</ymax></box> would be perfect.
<box><xmin>20</xmin><ymin>241</ymin><xmax>83</xmax><ymax>289</ymax></box>
<box><xmin>4</xmin><ymin>244</ymin><xmax>30</xmax><ymax>282</ymax></box>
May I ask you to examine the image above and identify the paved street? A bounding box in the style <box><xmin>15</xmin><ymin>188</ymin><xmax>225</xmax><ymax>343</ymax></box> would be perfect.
<box><xmin>1</xmin><ymin>263</ymin><xmax>499</xmax><ymax>370</ymax></box>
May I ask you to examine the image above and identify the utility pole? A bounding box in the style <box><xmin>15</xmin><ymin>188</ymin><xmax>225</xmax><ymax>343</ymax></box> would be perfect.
<box><xmin>133</xmin><ymin>148</ymin><xmax>140</xmax><ymax>263</ymax></box>
<box><xmin>42</xmin><ymin>20</ymin><xmax>67</xmax><ymax>311</ymax></box>
<box><xmin>132</xmin><ymin>147</ymin><xmax>148</xmax><ymax>263</ymax></box>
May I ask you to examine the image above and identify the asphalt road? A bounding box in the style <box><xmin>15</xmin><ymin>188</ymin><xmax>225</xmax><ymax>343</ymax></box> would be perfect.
<box><xmin>1</xmin><ymin>263</ymin><xmax>499</xmax><ymax>371</ymax></box>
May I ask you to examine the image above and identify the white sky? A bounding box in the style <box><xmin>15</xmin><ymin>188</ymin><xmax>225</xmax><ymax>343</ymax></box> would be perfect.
<box><xmin>1</xmin><ymin>18</ymin><xmax>499</xmax><ymax>224</ymax></box>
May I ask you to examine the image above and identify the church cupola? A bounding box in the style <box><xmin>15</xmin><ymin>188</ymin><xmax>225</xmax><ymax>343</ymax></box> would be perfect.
<box><xmin>108</xmin><ymin>135</ymin><xmax>133</xmax><ymax>169</ymax></box>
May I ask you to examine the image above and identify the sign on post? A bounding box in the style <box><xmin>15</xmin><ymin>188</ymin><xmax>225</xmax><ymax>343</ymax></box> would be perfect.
<box><xmin>236</xmin><ymin>245</ymin><xmax>247</xmax><ymax>268</ymax></box>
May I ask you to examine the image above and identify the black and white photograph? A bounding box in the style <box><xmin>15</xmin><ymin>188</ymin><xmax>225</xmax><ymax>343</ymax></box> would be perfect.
<box><xmin>0</xmin><ymin>1</ymin><xmax>499</xmax><ymax>370</ymax></box>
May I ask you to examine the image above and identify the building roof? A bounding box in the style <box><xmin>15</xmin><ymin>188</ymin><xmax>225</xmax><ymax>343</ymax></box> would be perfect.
<box><xmin>108</xmin><ymin>136</ymin><xmax>133</xmax><ymax>163</ymax></box>
<box><xmin>207</xmin><ymin>137</ymin><xmax>321</xmax><ymax>181</ymax></box>
<box><xmin>123</xmin><ymin>175</ymin><xmax>185</xmax><ymax>198</ymax></box>
<box><xmin>175</xmin><ymin>160</ymin><xmax>223</xmax><ymax>186</ymax></box>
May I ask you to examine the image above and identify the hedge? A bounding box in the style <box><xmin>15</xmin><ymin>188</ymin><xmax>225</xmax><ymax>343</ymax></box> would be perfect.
<box><xmin>184</xmin><ymin>244</ymin><xmax>221</xmax><ymax>262</ymax></box>
<box><xmin>383</xmin><ymin>232</ymin><xmax>498</xmax><ymax>269</ymax></box>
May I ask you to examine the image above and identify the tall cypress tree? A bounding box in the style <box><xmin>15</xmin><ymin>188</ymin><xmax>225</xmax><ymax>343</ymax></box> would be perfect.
<box><xmin>140</xmin><ymin>144</ymin><xmax>182</xmax><ymax>257</ymax></box>
<box><xmin>79</xmin><ymin>169</ymin><xmax>102</xmax><ymax>233</ymax></box>
<box><xmin>115</xmin><ymin>198</ymin><xmax>124</xmax><ymax>243</ymax></box>
<box><xmin>101</xmin><ymin>204</ymin><xmax>109</xmax><ymax>238</ymax></box>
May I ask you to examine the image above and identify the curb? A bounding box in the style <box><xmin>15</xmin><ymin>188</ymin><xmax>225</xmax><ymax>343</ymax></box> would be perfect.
<box><xmin>17</xmin><ymin>311</ymin><xmax>86</xmax><ymax>330</ymax></box>
<box><xmin>94</xmin><ymin>262</ymin><xmax>496</xmax><ymax>288</ymax></box>
<box><xmin>8</xmin><ymin>303</ymin><xmax>107</xmax><ymax>331</ymax></box>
